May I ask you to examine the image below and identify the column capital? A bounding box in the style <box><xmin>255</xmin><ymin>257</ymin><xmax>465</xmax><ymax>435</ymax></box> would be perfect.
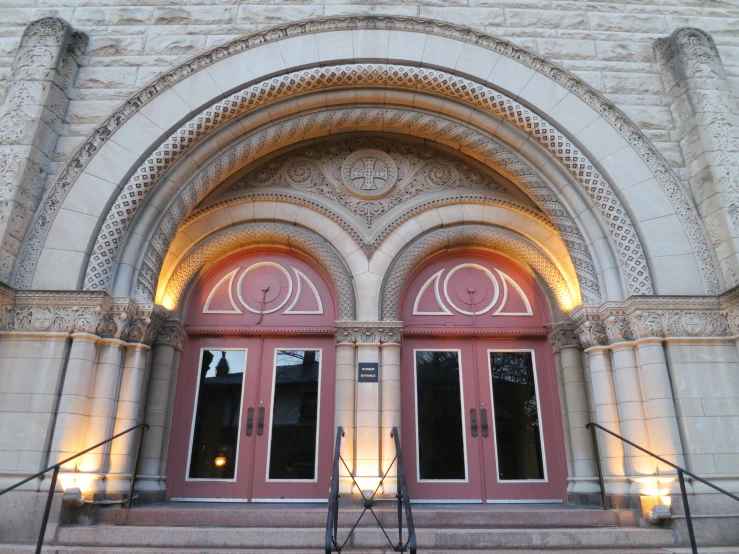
<box><xmin>334</xmin><ymin>321</ymin><xmax>403</xmax><ymax>345</ymax></box>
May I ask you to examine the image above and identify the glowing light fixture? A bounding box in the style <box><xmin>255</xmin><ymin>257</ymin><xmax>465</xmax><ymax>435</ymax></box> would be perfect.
<box><xmin>214</xmin><ymin>456</ymin><xmax>227</xmax><ymax>468</ymax></box>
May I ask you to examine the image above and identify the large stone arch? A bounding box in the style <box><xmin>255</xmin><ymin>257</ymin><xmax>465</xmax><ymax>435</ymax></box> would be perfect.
<box><xmin>161</xmin><ymin>222</ymin><xmax>357</xmax><ymax>320</ymax></box>
<box><xmin>12</xmin><ymin>17</ymin><xmax>720</xmax><ymax>302</ymax></box>
<box><xmin>379</xmin><ymin>224</ymin><xmax>573</xmax><ymax>320</ymax></box>
<box><xmin>127</xmin><ymin>107</ymin><xmax>603</xmax><ymax>309</ymax></box>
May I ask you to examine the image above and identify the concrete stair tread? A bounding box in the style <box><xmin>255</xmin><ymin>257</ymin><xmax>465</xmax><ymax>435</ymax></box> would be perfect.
<box><xmin>54</xmin><ymin>525</ymin><xmax>677</xmax><ymax>550</ymax></box>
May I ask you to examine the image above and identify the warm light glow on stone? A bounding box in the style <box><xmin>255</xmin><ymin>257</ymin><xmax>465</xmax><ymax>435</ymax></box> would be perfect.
<box><xmin>58</xmin><ymin>473</ymin><xmax>96</xmax><ymax>494</ymax></box>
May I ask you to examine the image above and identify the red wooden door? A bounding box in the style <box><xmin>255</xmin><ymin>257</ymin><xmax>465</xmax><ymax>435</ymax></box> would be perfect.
<box><xmin>168</xmin><ymin>336</ymin><xmax>261</xmax><ymax>500</ymax></box>
<box><xmin>401</xmin><ymin>336</ymin><xmax>484</xmax><ymax>501</ymax></box>
<box><xmin>250</xmin><ymin>337</ymin><xmax>336</xmax><ymax>501</ymax></box>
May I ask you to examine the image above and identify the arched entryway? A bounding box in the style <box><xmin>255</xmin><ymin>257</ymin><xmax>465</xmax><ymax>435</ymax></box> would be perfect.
<box><xmin>399</xmin><ymin>249</ymin><xmax>567</xmax><ymax>502</ymax></box>
<box><xmin>166</xmin><ymin>248</ymin><xmax>337</xmax><ymax>501</ymax></box>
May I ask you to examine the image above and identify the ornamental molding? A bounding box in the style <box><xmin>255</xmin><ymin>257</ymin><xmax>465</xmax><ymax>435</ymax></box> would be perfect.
<box><xmin>334</xmin><ymin>321</ymin><xmax>403</xmax><ymax>345</ymax></box>
<box><xmin>571</xmin><ymin>295</ymin><xmax>731</xmax><ymax>348</ymax></box>
<box><xmin>155</xmin><ymin>319</ymin><xmax>185</xmax><ymax>350</ymax></box>
<box><xmin>0</xmin><ymin>289</ymin><xmax>167</xmax><ymax>345</ymax></box>
<box><xmin>76</xmin><ymin>65</ymin><xmax>648</xmax><ymax>301</ymax></box>
<box><xmin>0</xmin><ymin>17</ymin><xmax>85</xmax><ymax>282</ymax></box>
<box><xmin>159</xmin><ymin>222</ymin><xmax>356</xmax><ymax>320</ymax></box>
<box><xmin>15</xmin><ymin>17</ymin><xmax>717</xmax><ymax>299</ymax></box>
<box><xmin>136</xmin><ymin>112</ymin><xmax>600</xmax><ymax>307</ymax></box>
<box><xmin>655</xmin><ymin>27</ymin><xmax>739</xmax><ymax>289</ymax></box>
<box><xmin>380</xmin><ymin>225</ymin><xmax>574</xmax><ymax>320</ymax></box>
<box><xmin>8</xmin><ymin>16</ymin><xmax>720</xmax><ymax>293</ymax></box>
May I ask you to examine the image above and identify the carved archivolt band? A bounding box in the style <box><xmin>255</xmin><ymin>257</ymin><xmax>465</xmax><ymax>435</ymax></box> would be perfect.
<box><xmin>136</xmin><ymin>124</ymin><xmax>600</xmax><ymax>306</ymax></box>
<box><xmin>82</xmin><ymin>64</ymin><xmax>647</xmax><ymax>300</ymax></box>
<box><xmin>160</xmin><ymin>222</ymin><xmax>356</xmax><ymax>320</ymax></box>
<box><xmin>16</xmin><ymin>18</ymin><xmax>717</xmax><ymax>298</ymax></box>
<box><xmin>380</xmin><ymin>225</ymin><xmax>574</xmax><ymax>320</ymax></box>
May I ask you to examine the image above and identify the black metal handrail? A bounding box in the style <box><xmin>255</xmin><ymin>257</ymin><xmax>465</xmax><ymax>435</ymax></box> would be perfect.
<box><xmin>325</xmin><ymin>427</ymin><xmax>416</xmax><ymax>553</ymax></box>
<box><xmin>587</xmin><ymin>422</ymin><xmax>739</xmax><ymax>554</ymax></box>
<box><xmin>0</xmin><ymin>422</ymin><xmax>149</xmax><ymax>554</ymax></box>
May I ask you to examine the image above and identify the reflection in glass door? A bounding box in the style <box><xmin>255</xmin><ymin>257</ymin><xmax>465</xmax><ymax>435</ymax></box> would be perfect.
<box><xmin>267</xmin><ymin>349</ymin><xmax>321</xmax><ymax>481</ymax></box>
<box><xmin>187</xmin><ymin>349</ymin><xmax>247</xmax><ymax>481</ymax></box>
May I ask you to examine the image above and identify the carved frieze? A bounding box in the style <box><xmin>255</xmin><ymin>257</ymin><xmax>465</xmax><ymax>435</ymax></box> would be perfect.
<box><xmin>335</xmin><ymin>321</ymin><xmax>403</xmax><ymax>345</ymax></box>
<box><xmin>1</xmin><ymin>288</ymin><xmax>168</xmax><ymax>345</ymax></box>
<box><xmin>549</xmin><ymin>324</ymin><xmax>580</xmax><ymax>352</ymax></box>
<box><xmin>571</xmin><ymin>295</ymin><xmax>731</xmax><ymax>348</ymax></box>
<box><xmin>155</xmin><ymin>319</ymin><xmax>186</xmax><ymax>350</ymax></box>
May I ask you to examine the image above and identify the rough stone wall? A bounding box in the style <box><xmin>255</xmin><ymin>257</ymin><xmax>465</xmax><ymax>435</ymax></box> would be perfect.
<box><xmin>0</xmin><ymin>1</ymin><xmax>738</xmax><ymax>213</ymax></box>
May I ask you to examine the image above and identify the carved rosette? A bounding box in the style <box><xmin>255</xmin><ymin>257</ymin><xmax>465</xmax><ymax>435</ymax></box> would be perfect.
<box><xmin>334</xmin><ymin>321</ymin><xmax>403</xmax><ymax>345</ymax></box>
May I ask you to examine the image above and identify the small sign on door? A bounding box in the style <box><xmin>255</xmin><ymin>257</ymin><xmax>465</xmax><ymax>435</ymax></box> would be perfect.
<box><xmin>358</xmin><ymin>362</ymin><xmax>379</xmax><ymax>383</ymax></box>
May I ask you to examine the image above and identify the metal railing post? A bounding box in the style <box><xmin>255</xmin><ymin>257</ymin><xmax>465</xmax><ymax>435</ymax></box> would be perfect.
<box><xmin>586</xmin><ymin>423</ymin><xmax>608</xmax><ymax>510</ymax></box>
<box><xmin>678</xmin><ymin>469</ymin><xmax>698</xmax><ymax>554</ymax></box>
<box><xmin>126</xmin><ymin>424</ymin><xmax>147</xmax><ymax>508</ymax></box>
<box><xmin>36</xmin><ymin>465</ymin><xmax>59</xmax><ymax>554</ymax></box>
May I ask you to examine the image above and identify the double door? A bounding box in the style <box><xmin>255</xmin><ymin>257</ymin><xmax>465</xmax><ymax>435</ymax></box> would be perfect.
<box><xmin>169</xmin><ymin>335</ymin><xmax>335</xmax><ymax>501</ymax></box>
<box><xmin>401</xmin><ymin>337</ymin><xmax>566</xmax><ymax>502</ymax></box>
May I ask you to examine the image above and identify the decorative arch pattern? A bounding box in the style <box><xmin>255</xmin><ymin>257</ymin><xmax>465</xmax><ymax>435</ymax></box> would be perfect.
<box><xmin>135</xmin><ymin>122</ymin><xmax>600</xmax><ymax>306</ymax></box>
<box><xmin>380</xmin><ymin>225</ymin><xmax>573</xmax><ymax>321</ymax></box>
<box><xmin>160</xmin><ymin>222</ymin><xmax>356</xmax><ymax>321</ymax></box>
<box><xmin>13</xmin><ymin>18</ymin><xmax>717</xmax><ymax>298</ymax></box>
<box><xmin>79</xmin><ymin>64</ymin><xmax>651</xmax><ymax>299</ymax></box>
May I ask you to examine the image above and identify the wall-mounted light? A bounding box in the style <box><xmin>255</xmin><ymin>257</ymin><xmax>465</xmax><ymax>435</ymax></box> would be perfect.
<box><xmin>214</xmin><ymin>456</ymin><xmax>227</xmax><ymax>467</ymax></box>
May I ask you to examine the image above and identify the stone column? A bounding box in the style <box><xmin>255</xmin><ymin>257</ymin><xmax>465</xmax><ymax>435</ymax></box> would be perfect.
<box><xmin>654</xmin><ymin>28</ymin><xmax>737</xmax><ymax>289</ymax></box>
<box><xmin>584</xmin><ymin>344</ymin><xmax>629</xmax><ymax>496</ymax></box>
<box><xmin>610</xmin><ymin>342</ymin><xmax>657</xmax><ymax>493</ymax></box>
<box><xmin>0</xmin><ymin>18</ymin><xmax>85</xmax><ymax>283</ymax></box>
<box><xmin>551</xmin><ymin>326</ymin><xmax>600</xmax><ymax>496</ymax></box>
<box><xmin>380</xmin><ymin>338</ymin><xmax>401</xmax><ymax>496</ymax></box>
<box><xmin>334</xmin><ymin>341</ymin><xmax>356</xmax><ymax>494</ymax></box>
<box><xmin>356</xmin><ymin>341</ymin><xmax>380</xmax><ymax>493</ymax></box>
<box><xmin>49</xmin><ymin>333</ymin><xmax>99</xmax><ymax>471</ymax></box>
<box><xmin>135</xmin><ymin>321</ymin><xmax>184</xmax><ymax>499</ymax></box>
<box><xmin>80</xmin><ymin>336</ymin><xmax>127</xmax><ymax>493</ymax></box>
<box><xmin>158</xmin><ymin>342</ymin><xmax>182</xmax><ymax>490</ymax></box>
<box><xmin>634</xmin><ymin>336</ymin><xmax>685</xmax><ymax>476</ymax></box>
<box><xmin>106</xmin><ymin>343</ymin><xmax>151</xmax><ymax>494</ymax></box>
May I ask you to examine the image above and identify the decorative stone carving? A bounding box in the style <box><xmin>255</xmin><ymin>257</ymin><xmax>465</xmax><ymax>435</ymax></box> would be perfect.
<box><xmin>155</xmin><ymin>320</ymin><xmax>186</xmax><ymax>350</ymax></box>
<box><xmin>232</xmin><ymin>137</ymin><xmax>506</xmax><ymax>227</ymax></box>
<box><xmin>655</xmin><ymin>27</ymin><xmax>732</xmax><ymax>290</ymax></box>
<box><xmin>341</xmin><ymin>148</ymin><xmax>398</xmax><ymax>198</ymax></box>
<box><xmin>17</xmin><ymin>17</ymin><xmax>717</xmax><ymax>299</ymax></box>
<box><xmin>334</xmin><ymin>321</ymin><xmax>403</xmax><ymax>345</ymax></box>
<box><xmin>0</xmin><ymin>18</ymin><xmax>84</xmax><ymax>283</ymax></box>
<box><xmin>1</xmin><ymin>288</ymin><xmax>167</xmax><ymax>345</ymax></box>
<box><xmin>380</xmin><ymin>225</ymin><xmax>574</xmax><ymax>320</ymax></box>
<box><xmin>137</xmin><ymin>114</ymin><xmax>601</xmax><ymax>307</ymax></box>
<box><xmin>79</xmin><ymin>65</ymin><xmax>651</xmax><ymax>300</ymax></box>
<box><xmin>549</xmin><ymin>324</ymin><xmax>580</xmax><ymax>353</ymax></box>
<box><xmin>159</xmin><ymin>222</ymin><xmax>357</xmax><ymax>321</ymax></box>
<box><xmin>571</xmin><ymin>295</ymin><xmax>731</xmax><ymax>347</ymax></box>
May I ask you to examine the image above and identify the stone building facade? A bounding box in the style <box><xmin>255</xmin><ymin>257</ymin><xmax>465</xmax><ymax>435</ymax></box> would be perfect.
<box><xmin>0</xmin><ymin>0</ymin><xmax>739</xmax><ymax>546</ymax></box>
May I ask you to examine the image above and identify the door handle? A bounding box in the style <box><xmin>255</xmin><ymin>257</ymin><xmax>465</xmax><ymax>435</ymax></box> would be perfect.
<box><xmin>246</xmin><ymin>407</ymin><xmax>254</xmax><ymax>436</ymax></box>
<box><xmin>257</xmin><ymin>407</ymin><xmax>265</xmax><ymax>436</ymax></box>
<box><xmin>480</xmin><ymin>408</ymin><xmax>489</xmax><ymax>438</ymax></box>
<box><xmin>470</xmin><ymin>408</ymin><xmax>478</xmax><ymax>438</ymax></box>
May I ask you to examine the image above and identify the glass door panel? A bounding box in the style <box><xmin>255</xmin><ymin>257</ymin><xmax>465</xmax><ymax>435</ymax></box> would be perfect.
<box><xmin>187</xmin><ymin>349</ymin><xmax>247</xmax><ymax>480</ymax></box>
<box><xmin>250</xmin><ymin>337</ymin><xmax>335</xmax><ymax>501</ymax></box>
<box><xmin>475</xmin><ymin>339</ymin><xmax>566</xmax><ymax>502</ymax></box>
<box><xmin>267</xmin><ymin>349</ymin><xmax>321</xmax><ymax>481</ymax></box>
<box><xmin>415</xmin><ymin>350</ymin><xmax>466</xmax><ymax>481</ymax></box>
<box><xmin>168</xmin><ymin>337</ymin><xmax>261</xmax><ymax>500</ymax></box>
<box><xmin>400</xmin><ymin>338</ymin><xmax>483</xmax><ymax>501</ymax></box>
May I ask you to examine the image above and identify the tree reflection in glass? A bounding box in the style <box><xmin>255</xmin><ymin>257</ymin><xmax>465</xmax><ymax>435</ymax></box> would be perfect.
<box><xmin>489</xmin><ymin>351</ymin><xmax>544</xmax><ymax>480</ymax></box>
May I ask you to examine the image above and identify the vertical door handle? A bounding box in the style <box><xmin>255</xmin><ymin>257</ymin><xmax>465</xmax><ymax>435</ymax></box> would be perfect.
<box><xmin>470</xmin><ymin>408</ymin><xmax>478</xmax><ymax>438</ymax></box>
<box><xmin>257</xmin><ymin>407</ymin><xmax>265</xmax><ymax>436</ymax></box>
<box><xmin>246</xmin><ymin>407</ymin><xmax>254</xmax><ymax>436</ymax></box>
<box><xmin>480</xmin><ymin>408</ymin><xmax>489</xmax><ymax>438</ymax></box>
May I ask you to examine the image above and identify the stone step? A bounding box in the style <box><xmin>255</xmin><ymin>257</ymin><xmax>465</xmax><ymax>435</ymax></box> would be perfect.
<box><xmin>54</xmin><ymin>525</ymin><xmax>677</xmax><ymax>550</ymax></box>
<box><xmin>98</xmin><ymin>506</ymin><xmax>636</xmax><ymax>528</ymax></box>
